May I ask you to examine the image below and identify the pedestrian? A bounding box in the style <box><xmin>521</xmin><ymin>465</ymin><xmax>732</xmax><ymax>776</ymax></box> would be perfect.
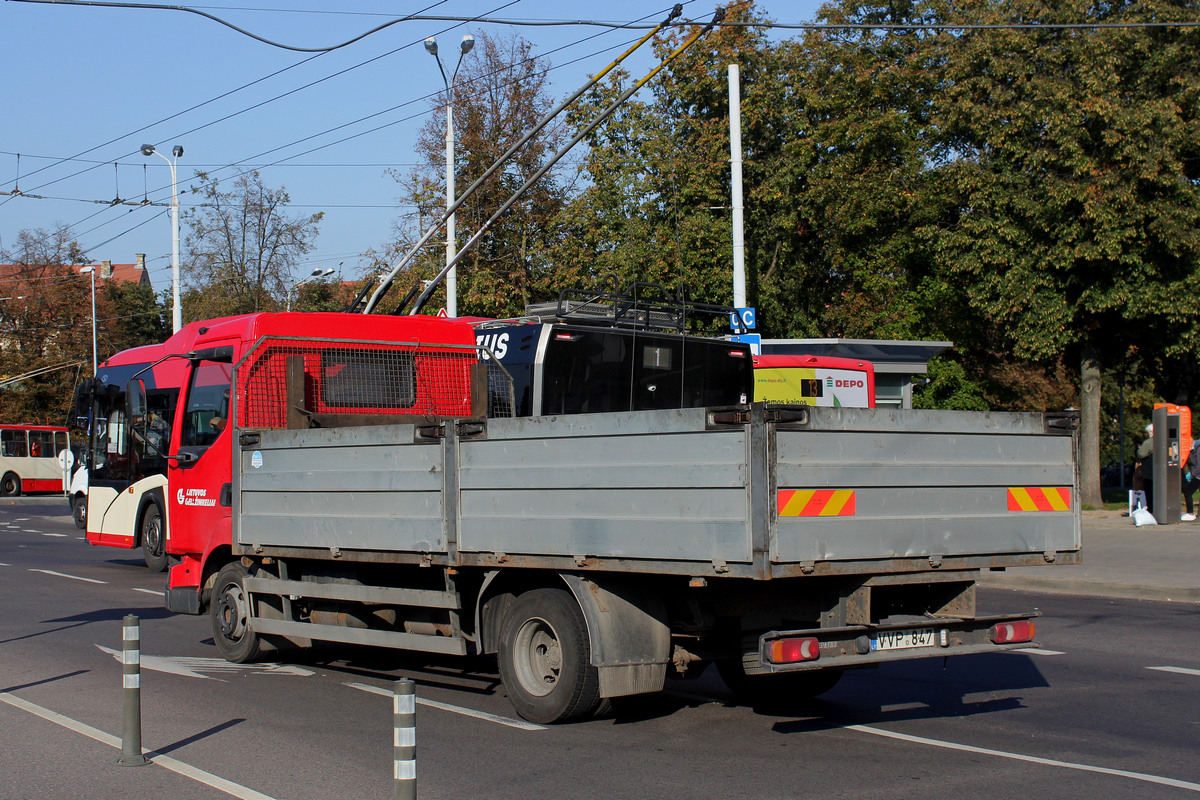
<box><xmin>1183</xmin><ymin>439</ymin><xmax>1200</xmax><ymax>522</ymax></box>
<box><xmin>1137</xmin><ymin>423</ymin><xmax>1154</xmax><ymax>514</ymax></box>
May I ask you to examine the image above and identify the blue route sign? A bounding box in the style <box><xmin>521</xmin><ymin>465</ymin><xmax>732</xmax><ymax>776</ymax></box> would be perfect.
<box><xmin>730</xmin><ymin>307</ymin><xmax>756</xmax><ymax>331</ymax></box>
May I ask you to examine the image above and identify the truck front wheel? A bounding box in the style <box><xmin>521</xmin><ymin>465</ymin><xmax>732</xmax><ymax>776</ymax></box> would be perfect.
<box><xmin>211</xmin><ymin>563</ymin><xmax>264</xmax><ymax>663</ymax></box>
<box><xmin>498</xmin><ymin>588</ymin><xmax>603</xmax><ymax>724</ymax></box>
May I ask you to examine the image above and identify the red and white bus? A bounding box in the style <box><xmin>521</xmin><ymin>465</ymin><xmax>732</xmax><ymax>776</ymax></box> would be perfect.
<box><xmin>74</xmin><ymin>323</ymin><xmax>207</xmax><ymax>570</ymax></box>
<box><xmin>0</xmin><ymin>424</ymin><xmax>71</xmax><ymax>495</ymax></box>
<box><xmin>752</xmin><ymin>354</ymin><xmax>875</xmax><ymax>408</ymax></box>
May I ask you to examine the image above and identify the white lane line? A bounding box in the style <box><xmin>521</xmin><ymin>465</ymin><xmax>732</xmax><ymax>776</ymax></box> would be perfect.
<box><xmin>23</xmin><ymin>529</ymin><xmax>42</xmax><ymax>533</ymax></box>
<box><xmin>1014</xmin><ymin>648</ymin><xmax>1065</xmax><ymax>656</ymax></box>
<box><xmin>28</xmin><ymin>569</ymin><xmax>106</xmax><ymax>585</ymax></box>
<box><xmin>133</xmin><ymin>588</ymin><xmax>164</xmax><ymax>596</ymax></box>
<box><xmin>0</xmin><ymin>690</ymin><xmax>278</xmax><ymax>800</ymax></box>
<box><xmin>849</xmin><ymin>724</ymin><xmax>1200</xmax><ymax>792</ymax></box>
<box><xmin>1148</xmin><ymin>666</ymin><xmax>1200</xmax><ymax>677</ymax></box>
<box><xmin>345</xmin><ymin>681</ymin><xmax>547</xmax><ymax>731</ymax></box>
<box><xmin>40</xmin><ymin>533</ymin><xmax>68</xmax><ymax>538</ymax></box>
<box><xmin>0</xmin><ymin>562</ymin><xmax>9</xmax><ymax>566</ymax></box>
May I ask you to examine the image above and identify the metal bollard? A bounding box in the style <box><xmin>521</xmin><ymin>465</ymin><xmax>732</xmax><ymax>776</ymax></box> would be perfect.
<box><xmin>393</xmin><ymin>678</ymin><xmax>416</xmax><ymax>800</ymax></box>
<box><xmin>116</xmin><ymin>614</ymin><xmax>148</xmax><ymax>766</ymax></box>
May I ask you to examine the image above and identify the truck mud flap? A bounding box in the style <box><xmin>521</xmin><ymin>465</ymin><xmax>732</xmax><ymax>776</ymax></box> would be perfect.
<box><xmin>745</xmin><ymin>611</ymin><xmax>1041</xmax><ymax>674</ymax></box>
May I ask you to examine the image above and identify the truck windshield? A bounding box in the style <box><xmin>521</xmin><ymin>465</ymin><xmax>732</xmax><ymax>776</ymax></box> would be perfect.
<box><xmin>181</xmin><ymin>361</ymin><xmax>233</xmax><ymax>453</ymax></box>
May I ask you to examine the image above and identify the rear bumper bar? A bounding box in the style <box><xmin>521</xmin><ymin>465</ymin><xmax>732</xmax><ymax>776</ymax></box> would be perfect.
<box><xmin>750</xmin><ymin>611</ymin><xmax>1040</xmax><ymax>673</ymax></box>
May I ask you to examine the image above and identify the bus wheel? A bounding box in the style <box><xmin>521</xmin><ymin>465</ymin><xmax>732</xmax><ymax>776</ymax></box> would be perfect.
<box><xmin>141</xmin><ymin>503</ymin><xmax>167</xmax><ymax>572</ymax></box>
<box><xmin>72</xmin><ymin>495</ymin><xmax>87</xmax><ymax>529</ymax></box>
<box><xmin>498</xmin><ymin>588</ymin><xmax>603</xmax><ymax>724</ymax></box>
<box><xmin>0</xmin><ymin>473</ymin><xmax>21</xmax><ymax>497</ymax></box>
<box><xmin>211</xmin><ymin>563</ymin><xmax>264</xmax><ymax>663</ymax></box>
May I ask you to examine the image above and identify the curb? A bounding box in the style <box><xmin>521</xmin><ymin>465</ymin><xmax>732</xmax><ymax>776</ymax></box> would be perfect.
<box><xmin>980</xmin><ymin>575</ymin><xmax>1200</xmax><ymax>605</ymax></box>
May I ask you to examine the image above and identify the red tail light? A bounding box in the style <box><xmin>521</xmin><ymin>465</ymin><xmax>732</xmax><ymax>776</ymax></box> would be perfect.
<box><xmin>991</xmin><ymin>620</ymin><xmax>1036</xmax><ymax>644</ymax></box>
<box><xmin>767</xmin><ymin>637</ymin><xmax>820</xmax><ymax>664</ymax></box>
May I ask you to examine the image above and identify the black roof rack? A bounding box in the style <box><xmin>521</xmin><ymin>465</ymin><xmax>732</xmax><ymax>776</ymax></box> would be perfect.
<box><xmin>524</xmin><ymin>277</ymin><xmax>745</xmax><ymax>334</ymax></box>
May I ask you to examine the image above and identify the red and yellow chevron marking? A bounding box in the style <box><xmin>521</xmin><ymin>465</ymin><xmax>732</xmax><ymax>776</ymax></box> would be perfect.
<box><xmin>1007</xmin><ymin>486</ymin><xmax>1072</xmax><ymax>512</ymax></box>
<box><xmin>778</xmin><ymin>489</ymin><xmax>856</xmax><ymax>517</ymax></box>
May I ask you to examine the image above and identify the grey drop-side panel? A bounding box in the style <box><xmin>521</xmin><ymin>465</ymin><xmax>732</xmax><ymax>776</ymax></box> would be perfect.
<box><xmin>238</xmin><ymin>424</ymin><xmax>446</xmax><ymax>552</ymax></box>
<box><xmin>770</xmin><ymin>408</ymin><xmax>1080</xmax><ymax>563</ymax></box>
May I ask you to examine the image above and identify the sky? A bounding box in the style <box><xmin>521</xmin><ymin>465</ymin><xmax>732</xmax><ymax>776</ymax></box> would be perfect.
<box><xmin>1</xmin><ymin>0</ymin><xmax>825</xmax><ymax>298</ymax></box>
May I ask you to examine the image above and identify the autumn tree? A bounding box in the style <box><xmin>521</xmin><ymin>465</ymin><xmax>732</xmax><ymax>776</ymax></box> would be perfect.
<box><xmin>382</xmin><ymin>31</ymin><xmax>571</xmax><ymax>317</ymax></box>
<box><xmin>0</xmin><ymin>226</ymin><xmax>94</xmax><ymax>424</ymax></box>
<box><xmin>183</xmin><ymin>171</ymin><xmax>323</xmax><ymax>319</ymax></box>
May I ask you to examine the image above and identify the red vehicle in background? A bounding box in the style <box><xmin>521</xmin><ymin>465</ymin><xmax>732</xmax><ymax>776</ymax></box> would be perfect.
<box><xmin>0</xmin><ymin>424</ymin><xmax>71</xmax><ymax>495</ymax></box>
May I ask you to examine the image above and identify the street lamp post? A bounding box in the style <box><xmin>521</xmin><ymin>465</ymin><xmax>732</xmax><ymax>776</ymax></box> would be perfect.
<box><xmin>288</xmin><ymin>267</ymin><xmax>335</xmax><ymax>312</ymax></box>
<box><xmin>79</xmin><ymin>266</ymin><xmax>97</xmax><ymax>375</ymax></box>
<box><xmin>424</xmin><ymin>34</ymin><xmax>474</xmax><ymax>318</ymax></box>
<box><xmin>141</xmin><ymin>143</ymin><xmax>184</xmax><ymax>334</ymax></box>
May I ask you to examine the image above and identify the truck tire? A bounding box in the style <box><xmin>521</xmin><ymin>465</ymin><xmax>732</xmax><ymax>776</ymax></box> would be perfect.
<box><xmin>498</xmin><ymin>588</ymin><xmax>604</xmax><ymax>724</ymax></box>
<box><xmin>72</xmin><ymin>495</ymin><xmax>87</xmax><ymax>529</ymax></box>
<box><xmin>717</xmin><ymin>660</ymin><xmax>844</xmax><ymax>708</ymax></box>
<box><xmin>0</xmin><ymin>473</ymin><xmax>21</xmax><ymax>497</ymax></box>
<box><xmin>211</xmin><ymin>562</ymin><xmax>265</xmax><ymax>663</ymax></box>
<box><xmin>140</xmin><ymin>503</ymin><xmax>168</xmax><ymax>573</ymax></box>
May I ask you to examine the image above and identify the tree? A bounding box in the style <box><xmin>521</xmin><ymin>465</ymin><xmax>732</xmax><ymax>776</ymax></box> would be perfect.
<box><xmin>183</xmin><ymin>171</ymin><xmax>323</xmax><ymax>319</ymax></box>
<box><xmin>929</xmin><ymin>0</ymin><xmax>1200</xmax><ymax>503</ymax></box>
<box><xmin>0</xmin><ymin>226</ymin><xmax>94</xmax><ymax>425</ymax></box>
<box><xmin>382</xmin><ymin>31</ymin><xmax>571</xmax><ymax>317</ymax></box>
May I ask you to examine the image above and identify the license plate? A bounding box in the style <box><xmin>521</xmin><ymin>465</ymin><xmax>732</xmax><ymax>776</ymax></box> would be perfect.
<box><xmin>871</xmin><ymin>628</ymin><xmax>936</xmax><ymax>652</ymax></box>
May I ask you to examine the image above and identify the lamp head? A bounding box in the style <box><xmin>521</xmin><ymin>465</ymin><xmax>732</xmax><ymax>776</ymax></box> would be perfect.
<box><xmin>172</xmin><ymin>145</ymin><xmax>184</xmax><ymax>158</ymax></box>
<box><xmin>424</xmin><ymin>37</ymin><xmax>438</xmax><ymax>56</ymax></box>
<box><xmin>460</xmin><ymin>34</ymin><xmax>475</xmax><ymax>55</ymax></box>
<box><xmin>140</xmin><ymin>144</ymin><xmax>155</xmax><ymax>157</ymax></box>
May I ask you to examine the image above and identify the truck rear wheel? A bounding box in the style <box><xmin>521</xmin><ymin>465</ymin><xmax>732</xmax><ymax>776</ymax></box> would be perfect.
<box><xmin>141</xmin><ymin>503</ymin><xmax>168</xmax><ymax>572</ymax></box>
<box><xmin>717</xmin><ymin>660</ymin><xmax>844</xmax><ymax>708</ymax></box>
<box><xmin>498</xmin><ymin>588</ymin><xmax>603</xmax><ymax>724</ymax></box>
<box><xmin>211</xmin><ymin>563</ymin><xmax>265</xmax><ymax>663</ymax></box>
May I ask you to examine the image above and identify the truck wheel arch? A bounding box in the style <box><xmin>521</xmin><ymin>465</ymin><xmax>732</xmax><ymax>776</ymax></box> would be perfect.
<box><xmin>477</xmin><ymin>571</ymin><xmax>670</xmax><ymax>699</ymax></box>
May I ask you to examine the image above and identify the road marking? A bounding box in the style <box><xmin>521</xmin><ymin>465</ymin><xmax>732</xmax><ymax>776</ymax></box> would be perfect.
<box><xmin>1014</xmin><ymin>648</ymin><xmax>1065</xmax><ymax>656</ymax></box>
<box><xmin>40</xmin><ymin>532</ymin><xmax>68</xmax><ymax>538</ymax></box>
<box><xmin>848</xmin><ymin>724</ymin><xmax>1200</xmax><ymax>792</ymax></box>
<box><xmin>1148</xmin><ymin>666</ymin><xmax>1200</xmax><ymax>677</ymax></box>
<box><xmin>0</xmin><ymin>562</ymin><xmax>9</xmax><ymax>566</ymax></box>
<box><xmin>96</xmin><ymin>645</ymin><xmax>314</xmax><ymax>680</ymax></box>
<box><xmin>346</xmin><ymin>681</ymin><xmax>547</xmax><ymax>731</ymax></box>
<box><xmin>23</xmin><ymin>529</ymin><xmax>43</xmax><ymax>533</ymax></box>
<box><xmin>29</xmin><ymin>569</ymin><xmax>105</xmax><ymax>585</ymax></box>
<box><xmin>0</xmin><ymin>690</ymin><xmax>278</xmax><ymax>800</ymax></box>
<box><xmin>133</xmin><ymin>588</ymin><xmax>164</xmax><ymax>596</ymax></box>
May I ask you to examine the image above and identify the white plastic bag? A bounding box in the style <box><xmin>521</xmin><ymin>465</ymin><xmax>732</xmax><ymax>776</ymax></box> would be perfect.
<box><xmin>1132</xmin><ymin>506</ymin><xmax>1157</xmax><ymax>527</ymax></box>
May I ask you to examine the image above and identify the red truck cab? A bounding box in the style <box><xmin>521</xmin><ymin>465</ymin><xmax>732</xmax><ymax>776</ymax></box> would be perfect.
<box><xmin>158</xmin><ymin>312</ymin><xmax>479</xmax><ymax>615</ymax></box>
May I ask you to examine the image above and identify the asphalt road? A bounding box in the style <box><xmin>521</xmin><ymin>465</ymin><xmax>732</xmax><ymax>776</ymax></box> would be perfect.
<box><xmin>2</xmin><ymin>496</ymin><xmax>1198</xmax><ymax>800</ymax></box>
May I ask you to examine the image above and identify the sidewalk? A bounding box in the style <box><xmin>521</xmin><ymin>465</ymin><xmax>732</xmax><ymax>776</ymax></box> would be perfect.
<box><xmin>980</xmin><ymin>509</ymin><xmax>1200</xmax><ymax>604</ymax></box>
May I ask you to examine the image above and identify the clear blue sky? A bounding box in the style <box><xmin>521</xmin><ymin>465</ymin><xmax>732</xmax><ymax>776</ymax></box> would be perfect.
<box><xmin>1</xmin><ymin>0</ymin><xmax>824</xmax><ymax>296</ymax></box>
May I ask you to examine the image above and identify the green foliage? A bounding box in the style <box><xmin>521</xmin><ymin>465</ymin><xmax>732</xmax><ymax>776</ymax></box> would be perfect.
<box><xmin>384</xmin><ymin>31</ymin><xmax>570</xmax><ymax>317</ymax></box>
<box><xmin>913</xmin><ymin>358</ymin><xmax>990</xmax><ymax>411</ymax></box>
